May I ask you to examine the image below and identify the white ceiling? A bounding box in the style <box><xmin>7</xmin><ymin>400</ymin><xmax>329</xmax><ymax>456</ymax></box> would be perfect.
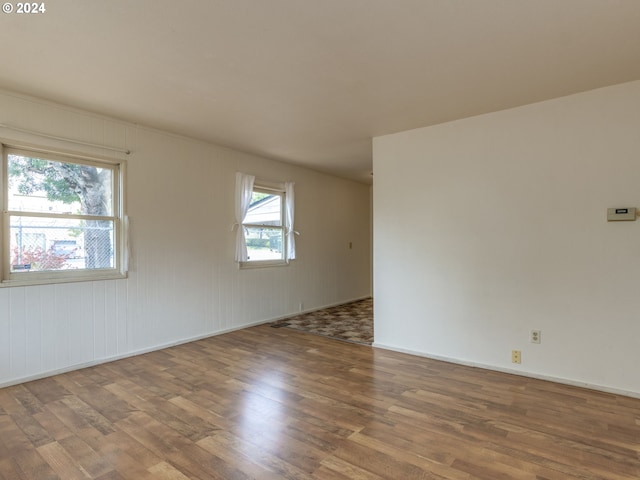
<box><xmin>1</xmin><ymin>0</ymin><xmax>640</xmax><ymax>183</ymax></box>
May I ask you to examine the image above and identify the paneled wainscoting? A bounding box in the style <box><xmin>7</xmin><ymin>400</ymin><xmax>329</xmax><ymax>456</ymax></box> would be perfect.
<box><xmin>0</xmin><ymin>325</ymin><xmax>638</xmax><ymax>479</ymax></box>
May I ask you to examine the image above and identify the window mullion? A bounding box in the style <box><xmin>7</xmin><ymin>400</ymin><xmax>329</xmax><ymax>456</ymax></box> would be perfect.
<box><xmin>7</xmin><ymin>211</ymin><xmax>115</xmax><ymax>222</ymax></box>
<box><xmin>242</xmin><ymin>223</ymin><xmax>284</xmax><ymax>229</ymax></box>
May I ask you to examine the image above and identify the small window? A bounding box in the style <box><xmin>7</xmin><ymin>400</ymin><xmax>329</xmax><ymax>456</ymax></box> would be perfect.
<box><xmin>1</xmin><ymin>146</ymin><xmax>126</xmax><ymax>286</ymax></box>
<box><xmin>242</xmin><ymin>188</ymin><xmax>286</xmax><ymax>264</ymax></box>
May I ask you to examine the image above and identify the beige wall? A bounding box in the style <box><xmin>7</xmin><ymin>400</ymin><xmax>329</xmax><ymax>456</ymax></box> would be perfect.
<box><xmin>373</xmin><ymin>81</ymin><xmax>640</xmax><ymax>397</ymax></box>
<box><xmin>0</xmin><ymin>90</ymin><xmax>371</xmax><ymax>387</ymax></box>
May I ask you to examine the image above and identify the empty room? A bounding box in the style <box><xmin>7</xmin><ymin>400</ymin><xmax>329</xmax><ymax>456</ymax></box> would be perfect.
<box><xmin>1</xmin><ymin>1</ymin><xmax>639</xmax><ymax>479</ymax></box>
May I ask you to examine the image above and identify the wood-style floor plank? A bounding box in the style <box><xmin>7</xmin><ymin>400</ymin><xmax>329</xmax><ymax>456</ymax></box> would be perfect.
<box><xmin>1</xmin><ymin>325</ymin><xmax>639</xmax><ymax>479</ymax></box>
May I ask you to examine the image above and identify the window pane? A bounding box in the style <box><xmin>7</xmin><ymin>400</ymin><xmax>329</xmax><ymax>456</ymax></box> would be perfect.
<box><xmin>244</xmin><ymin>192</ymin><xmax>282</xmax><ymax>226</ymax></box>
<box><xmin>8</xmin><ymin>153</ymin><xmax>114</xmax><ymax>216</ymax></box>
<box><xmin>10</xmin><ymin>216</ymin><xmax>114</xmax><ymax>272</ymax></box>
<box><xmin>245</xmin><ymin>226</ymin><xmax>284</xmax><ymax>261</ymax></box>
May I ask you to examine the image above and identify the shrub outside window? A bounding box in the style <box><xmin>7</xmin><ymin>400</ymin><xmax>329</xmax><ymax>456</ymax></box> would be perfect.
<box><xmin>2</xmin><ymin>146</ymin><xmax>126</xmax><ymax>285</ymax></box>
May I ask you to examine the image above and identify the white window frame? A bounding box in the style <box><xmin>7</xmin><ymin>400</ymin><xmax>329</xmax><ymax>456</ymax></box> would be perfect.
<box><xmin>1</xmin><ymin>144</ymin><xmax>127</xmax><ymax>287</ymax></box>
<box><xmin>240</xmin><ymin>184</ymin><xmax>288</xmax><ymax>269</ymax></box>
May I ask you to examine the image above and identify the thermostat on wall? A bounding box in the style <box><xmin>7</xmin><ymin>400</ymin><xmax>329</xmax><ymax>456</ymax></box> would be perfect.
<box><xmin>607</xmin><ymin>207</ymin><xmax>636</xmax><ymax>221</ymax></box>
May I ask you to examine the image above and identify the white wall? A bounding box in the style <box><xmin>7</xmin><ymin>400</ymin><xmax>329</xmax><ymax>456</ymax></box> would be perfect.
<box><xmin>0</xmin><ymin>90</ymin><xmax>371</xmax><ymax>387</ymax></box>
<box><xmin>373</xmin><ymin>81</ymin><xmax>640</xmax><ymax>397</ymax></box>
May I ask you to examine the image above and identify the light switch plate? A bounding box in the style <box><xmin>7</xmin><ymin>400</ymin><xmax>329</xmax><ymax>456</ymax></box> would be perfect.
<box><xmin>607</xmin><ymin>208</ymin><xmax>636</xmax><ymax>221</ymax></box>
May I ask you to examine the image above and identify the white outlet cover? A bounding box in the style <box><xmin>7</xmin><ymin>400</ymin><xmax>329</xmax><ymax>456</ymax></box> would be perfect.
<box><xmin>531</xmin><ymin>330</ymin><xmax>541</xmax><ymax>343</ymax></box>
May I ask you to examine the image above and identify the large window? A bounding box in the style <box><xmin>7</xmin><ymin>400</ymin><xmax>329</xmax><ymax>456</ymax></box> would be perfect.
<box><xmin>243</xmin><ymin>187</ymin><xmax>286</xmax><ymax>263</ymax></box>
<box><xmin>1</xmin><ymin>146</ymin><xmax>126</xmax><ymax>285</ymax></box>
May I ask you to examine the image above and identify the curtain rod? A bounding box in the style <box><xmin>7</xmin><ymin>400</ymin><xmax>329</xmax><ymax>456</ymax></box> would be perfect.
<box><xmin>0</xmin><ymin>123</ymin><xmax>131</xmax><ymax>155</ymax></box>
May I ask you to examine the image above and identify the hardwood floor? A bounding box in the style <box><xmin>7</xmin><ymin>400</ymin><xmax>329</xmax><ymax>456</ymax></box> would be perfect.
<box><xmin>1</xmin><ymin>325</ymin><xmax>638</xmax><ymax>479</ymax></box>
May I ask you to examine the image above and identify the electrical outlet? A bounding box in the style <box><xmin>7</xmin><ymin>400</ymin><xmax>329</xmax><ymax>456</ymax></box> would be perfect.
<box><xmin>511</xmin><ymin>350</ymin><xmax>521</xmax><ymax>364</ymax></box>
<box><xmin>531</xmin><ymin>330</ymin><xmax>541</xmax><ymax>344</ymax></box>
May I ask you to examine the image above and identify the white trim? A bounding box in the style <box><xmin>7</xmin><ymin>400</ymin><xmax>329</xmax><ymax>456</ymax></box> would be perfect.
<box><xmin>372</xmin><ymin>342</ymin><xmax>640</xmax><ymax>400</ymax></box>
<box><xmin>0</xmin><ymin>123</ymin><xmax>131</xmax><ymax>155</ymax></box>
<box><xmin>252</xmin><ymin>184</ymin><xmax>284</xmax><ymax>193</ymax></box>
<box><xmin>0</xmin><ymin>318</ymin><xmax>270</xmax><ymax>389</ymax></box>
<box><xmin>1</xmin><ymin>271</ymin><xmax>126</xmax><ymax>287</ymax></box>
<box><xmin>0</xmin><ymin>138</ymin><xmax>128</xmax><ymax>164</ymax></box>
<box><xmin>0</xmin><ymin>295</ymin><xmax>373</xmax><ymax>388</ymax></box>
<box><xmin>239</xmin><ymin>259</ymin><xmax>289</xmax><ymax>269</ymax></box>
<box><xmin>5</xmin><ymin>211</ymin><xmax>115</xmax><ymax>222</ymax></box>
<box><xmin>241</xmin><ymin>183</ymin><xmax>287</xmax><ymax>265</ymax></box>
<box><xmin>1</xmin><ymin>145</ymin><xmax>127</xmax><ymax>286</ymax></box>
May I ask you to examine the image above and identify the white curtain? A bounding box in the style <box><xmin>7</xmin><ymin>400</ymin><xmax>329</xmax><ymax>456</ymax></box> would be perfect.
<box><xmin>285</xmin><ymin>181</ymin><xmax>297</xmax><ymax>260</ymax></box>
<box><xmin>234</xmin><ymin>172</ymin><xmax>255</xmax><ymax>262</ymax></box>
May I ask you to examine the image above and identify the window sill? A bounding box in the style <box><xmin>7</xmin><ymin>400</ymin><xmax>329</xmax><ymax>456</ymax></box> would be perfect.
<box><xmin>239</xmin><ymin>260</ymin><xmax>290</xmax><ymax>270</ymax></box>
<box><xmin>1</xmin><ymin>271</ymin><xmax>127</xmax><ymax>287</ymax></box>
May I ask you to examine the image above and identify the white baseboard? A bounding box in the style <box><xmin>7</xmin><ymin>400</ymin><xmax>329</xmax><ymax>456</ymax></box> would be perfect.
<box><xmin>0</xmin><ymin>295</ymin><xmax>372</xmax><ymax>389</ymax></box>
<box><xmin>372</xmin><ymin>342</ymin><xmax>640</xmax><ymax>400</ymax></box>
<box><xmin>0</xmin><ymin>318</ymin><xmax>271</xmax><ymax>389</ymax></box>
